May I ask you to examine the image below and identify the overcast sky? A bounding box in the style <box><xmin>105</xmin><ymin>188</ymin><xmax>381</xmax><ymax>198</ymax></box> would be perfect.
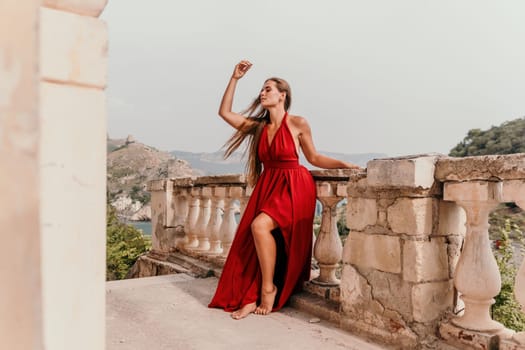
<box><xmin>101</xmin><ymin>0</ymin><xmax>525</xmax><ymax>157</ymax></box>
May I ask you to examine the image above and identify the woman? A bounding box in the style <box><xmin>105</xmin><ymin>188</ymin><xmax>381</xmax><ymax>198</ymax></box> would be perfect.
<box><xmin>208</xmin><ymin>60</ymin><xmax>360</xmax><ymax>320</ymax></box>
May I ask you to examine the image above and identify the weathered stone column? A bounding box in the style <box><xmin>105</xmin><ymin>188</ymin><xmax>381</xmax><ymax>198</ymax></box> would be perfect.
<box><xmin>184</xmin><ymin>187</ymin><xmax>201</xmax><ymax>249</ymax></box>
<box><xmin>194</xmin><ymin>186</ymin><xmax>212</xmax><ymax>251</ymax></box>
<box><xmin>147</xmin><ymin>178</ymin><xmax>192</xmax><ymax>253</ymax></box>
<box><xmin>148</xmin><ymin>179</ymin><xmax>172</xmax><ymax>252</ymax></box>
<box><xmin>444</xmin><ymin>181</ymin><xmax>504</xmax><ymax>332</ymax></box>
<box><xmin>170</xmin><ymin>186</ymin><xmax>190</xmax><ymax>246</ymax></box>
<box><xmin>312</xmin><ymin>181</ymin><xmax>345</xmax><ymax>285</ymax></box>
<box><xmin>208</xmin><ymin>187</ymin><xmax>225</xmax><ymax>255</ymax></box>
<box><xmin>171</xmin><ymin>177</ymin><xmax>194</xmax><ymax>230</ymax></box>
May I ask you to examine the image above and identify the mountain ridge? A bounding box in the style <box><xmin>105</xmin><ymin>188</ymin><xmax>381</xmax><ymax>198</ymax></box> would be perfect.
<box><xmin>170</xmin><ymin>149</ymin><xmax>387</xmax><ymax>175</ymax></box>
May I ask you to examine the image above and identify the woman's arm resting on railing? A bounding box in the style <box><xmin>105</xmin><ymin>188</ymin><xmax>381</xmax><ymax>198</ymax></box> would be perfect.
<box><xmin>292</xmin><ymin>115</ymin><xmax>362</xmax><ymax>170</ymax></box>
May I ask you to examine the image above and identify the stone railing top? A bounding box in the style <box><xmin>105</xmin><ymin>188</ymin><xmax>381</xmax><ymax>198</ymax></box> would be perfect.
<box><xmin>43</xmin><ymin>0</ymin><xmax>108</xmax><ymax>17</ymax></box>
<box><xmin>171</xmin><ymin>177</ymin><xmax>195</xmax><ymax>187</ymax></box>
<box><xmin>149</xmin><ymin>154</ymin><xmax>525</xmax><ymax>195</ymax></box>
<box><xmin>435</xmin><ymin>153</ymin><xmax>525</xmax><ymax>182</ymax></box>
<box><xmin>147</xmin><ymin>179</ymin><xmax>169</xmax><ymax>192</ymax></box>
<box><xmin>310</xmin><ymin>168</ymin><xmax>364</xmax><ymax>181</ymax></box>
<box><xmin>193</xmin><ymin>174</ymin><xmax>246</xmax><ymax>186</ymax></box>
<box><xmin>366</xmin><ymin>154</ymin><xmax>442</xmax><ymax>189</ymax></box>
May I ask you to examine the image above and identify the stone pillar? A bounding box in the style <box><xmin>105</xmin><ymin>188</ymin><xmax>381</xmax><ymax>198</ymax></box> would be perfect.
<box><xmin>39</xmin><ymin>1</ymin><xmax>108</xmax><ymax>350</ymax></box>
<box><xmin>312</xmin><ymin>182</ymin><xmax>344</xmax><ymax>285</ymax></box>
<box><xmin>0</xmin><ymin>1</ymin><xmax>42</xmax><ymax>349</ymax></box>
<box><xmin>148</xmin><ymin>179</ymin><xmax>171</xmax><ymax>252</ymax></box>
<box><xmin>36</xmin><ymin>0</ymin><xmax>108</xmax><ymax>350</ymax></box>
<box><xmin>444</xmin><ymin>181</ymin><xmax>505</xmax><ymax>332</ymax></box>
<box><xmin>195</xmin><ymin>186</ymin><xmax>212</xmax><ymax>251</ymax></box>
<box><xmin>340</xmin><ymin>156</ymin><xmax>455</xmax><ymax>348</ymax></box>
<box><xmin>148</xmin><ymin>178</ymin><xmax>192</xmax><ymax>253</ymax></box>
<box><xmin>208</xmin><ymin>187</ymin><xmax>225</xmax><ymax>255</ymax></box>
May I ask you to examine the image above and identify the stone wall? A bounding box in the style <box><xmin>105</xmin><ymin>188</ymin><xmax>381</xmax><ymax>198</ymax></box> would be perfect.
<box><xmin>340</xmin><ymin>155</ymin><xmax>462</xmax><ymax>348</ymax></box>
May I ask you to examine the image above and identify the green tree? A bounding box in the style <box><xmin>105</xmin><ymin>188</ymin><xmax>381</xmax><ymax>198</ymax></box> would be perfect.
<box><xmin>106</xmin><ymin>204</ymin><xmax>151</xmax><ymax>280</ymax></box>
<box><xmin>449</xmin><ymin>117</ymin><xmax>525</xmax><ymax>157</ymax></box>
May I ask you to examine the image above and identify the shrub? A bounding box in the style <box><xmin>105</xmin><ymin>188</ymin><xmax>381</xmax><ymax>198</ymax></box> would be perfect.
<box><xmin>106</xmin><ymin>204</ymin><xmax>151</xmax><ymax>280</ymax></box>
<box><xmin>492</xmin><ymin>219</ymin><xmax>525</xmax><ymax>331</ymax></box>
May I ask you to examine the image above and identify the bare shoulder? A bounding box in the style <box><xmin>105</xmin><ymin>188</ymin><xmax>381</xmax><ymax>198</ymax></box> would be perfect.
<box><xmin>287</xmin><ymin>114</ymin><xmax>310</xmax><ymax>130</ymax></box>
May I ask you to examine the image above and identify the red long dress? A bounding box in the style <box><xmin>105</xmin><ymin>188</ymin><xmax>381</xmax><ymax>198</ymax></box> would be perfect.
<box><xmin>208</xmin><ymin>112</ymin><xmax>317</xmax><ymax>312</ymax></box>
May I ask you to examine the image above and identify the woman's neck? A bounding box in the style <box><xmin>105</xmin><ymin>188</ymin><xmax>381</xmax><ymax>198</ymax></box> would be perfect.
<box><xmin>267</xmin><ymin>106</ymin><xmax>286</xmax><ymax>125</ymax></box>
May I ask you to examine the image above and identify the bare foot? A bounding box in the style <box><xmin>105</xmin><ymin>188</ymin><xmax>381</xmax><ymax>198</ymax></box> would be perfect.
<box><xmin>231</xmin><ymin>302</ymin><xmax>257</xmax><ymax>320</ymax></box>
<box><xmin>255</xmin><ymin>285</ymin><xmax>277</xmax><ymax>315</ymax></box>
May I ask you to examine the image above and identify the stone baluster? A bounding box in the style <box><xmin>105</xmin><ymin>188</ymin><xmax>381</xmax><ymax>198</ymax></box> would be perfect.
<box><xmin>173</xmin><ymin>188</ymin><xmax>189</xmax><ymax>227</ymax></box>
<box><xmin>239</xmin><ymin>185</ymin><xmax>253</xmax><ymax>217</ymax></box>
<box><xmin>444</xmin><ymin>181</ymin><xmax>505</xmax><ymax>332</ymax></box>
<box><xmin>194</xmin><ymin>186</ymin><xmax>212</xmax><ymax>251</ymax></box>
<box><xmin>312</xmin><ymin>181</ymin><xmax>345</xmax><ymax>285</ymax></box>
<box><xmin>168</xmin><ymin>178</ymin><xmax>193</xmax><ymax>248</ymax></box>
<box><xmin>207</xmin><ymin>187</ymin><xmax>225</xmax><ymax>255</ymax></box>
<box><xmin>220</xmin><ymin>186</ymin><xmax>243</xmax><ymax>256</ymax></box>
<box><xmin>184</xmin><ymin>187</ymin><xmax>200</xmax><ymax>249</ymax></box>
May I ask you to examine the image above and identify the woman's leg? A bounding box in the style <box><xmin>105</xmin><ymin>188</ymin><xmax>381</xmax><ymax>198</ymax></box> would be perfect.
<box><xmin>251</xmin><ymin>212</ymin><xmax>279</xmax><ymax>315</ymax></box>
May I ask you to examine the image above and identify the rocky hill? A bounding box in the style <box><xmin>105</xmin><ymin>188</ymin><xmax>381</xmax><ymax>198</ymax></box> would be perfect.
<box><xmin>107</xmin><ymin>135</ymin><xmax>197</xmax><ymax>221</ymax></box>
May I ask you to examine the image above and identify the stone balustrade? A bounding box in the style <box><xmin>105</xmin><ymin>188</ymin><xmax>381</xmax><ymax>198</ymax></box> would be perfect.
<box><xmin>435</xmin><ymin>154</ymin><xmax>525</xmax><ymax>350</ymax></box>
<box><xmin>146</xmin><ymin>153</ymin><xmax>525</xmax><ymax>350</ymax></box>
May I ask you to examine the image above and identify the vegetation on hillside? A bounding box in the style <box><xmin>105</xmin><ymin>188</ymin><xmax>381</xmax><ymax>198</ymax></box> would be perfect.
<box><xmin>449</xmin><ymin>117</ymin><xmax>525</xmax><ymax>330</ymax></box>
<box><xmin>107</xmin><ymin>136</ymin><xmax>194</xmax><ymax>220</ymax></box>
<box><xmin>106</xmin><ymin>203</ymin><xmax>151</xmax><ymax>281</ymax></box>
<box><xmin>449</xmin><ymin>117</ymin><xmax>525</xmax><ymax>157</ymax></box>
<box><xmin>492</xmin><ymin>220</ymin><xmax>525</xmax><ymax>331</ymax></box>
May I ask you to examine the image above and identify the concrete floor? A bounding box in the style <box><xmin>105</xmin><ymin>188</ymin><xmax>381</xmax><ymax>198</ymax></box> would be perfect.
<box><xmin>106</xmin><ymin>274</ymin><xmax>387</xmax><ymax>350</ymax></box>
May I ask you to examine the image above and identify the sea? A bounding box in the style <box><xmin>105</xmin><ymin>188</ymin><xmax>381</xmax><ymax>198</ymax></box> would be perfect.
<box><xmin>127</xmin><ymin>221</ymin><xmax>152</xmax><ymax>236</ymax></box>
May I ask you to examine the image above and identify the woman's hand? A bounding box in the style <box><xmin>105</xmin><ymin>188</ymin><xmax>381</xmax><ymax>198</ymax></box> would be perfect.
<box><xmin>232</xmin><ymin>60</ymin><xmax>253</xmax><ymax>80</ymax></box>
<box><xmin>344</xmin><ymin>162</ymin><xmax>364</xmax><ymax>170</ymax></box>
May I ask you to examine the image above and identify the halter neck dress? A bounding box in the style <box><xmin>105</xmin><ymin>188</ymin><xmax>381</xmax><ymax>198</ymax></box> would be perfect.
<box><xmin>209</xmin><ymin>113</ymin><xmax>316</xmax><ymax>312</ymax></box>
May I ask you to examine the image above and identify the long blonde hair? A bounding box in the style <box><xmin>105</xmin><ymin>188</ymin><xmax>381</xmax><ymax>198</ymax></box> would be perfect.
<box><xmin>223</xmin><ymin>77</ymin><xmax>292</xmax><ymax>186</ymax></box>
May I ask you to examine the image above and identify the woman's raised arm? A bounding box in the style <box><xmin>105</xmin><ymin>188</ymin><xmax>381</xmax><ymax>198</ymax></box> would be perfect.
<box><xmin>218</xmin><ymin>60</ymin><xmax>253</xmax><ymax>130</ymax></box>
